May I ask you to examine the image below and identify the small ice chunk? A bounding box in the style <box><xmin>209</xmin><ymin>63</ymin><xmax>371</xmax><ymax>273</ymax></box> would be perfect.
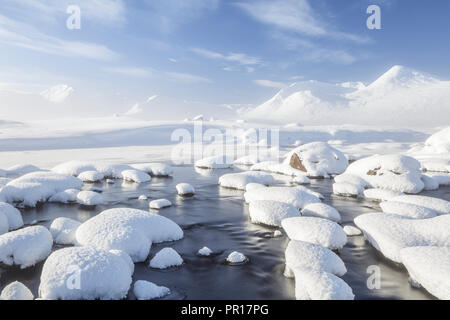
<box><xmin>149</xmin><ymin>199</ymin><xmax>172</xmax><ymax>210</ymax></box>
<box><xmin>77</xmin><ymin>171</ymin><xmax>104</xmax><ymax>183</ymax></box>
<box><xmin>0</xmin><ymin>202</ymin><xmax>23</xmax><ymax>231</ymax></box>
<box><xmin>282</xmin><ymin>217</ymin><xmax>347</xmax><ymax>250</ymax></box>
<box><xmin>133</xmin><ymin>280</ymin><xmax>170</xmax><ymax>300</ymax></box>
<box><xmin>343</xmin><ymin>226</ymin><xmax>362</xmax><ymax>236</ymax></box>
<box><xmin>121</xmin><ymin>170</ymin><xmax>151</xmax><ymax>183</ymax></box>
<box><xmin>273</xmin><ymin>230</ymin><xmax>283</xmax><ymax>237</ymax></box>
<box><xmin>48</xmin><ymin>188</ymin><xmax>80</xmax><ymax>203</ymax></box>
<box><xmin>1</xmin><ymin>281</ymin><xmax>34</xmax><ymax>300</ymax></box>
<box><xmin>176</xmin><ymin>183</ymin><xmax>195</xmax><ymax>196</ymax></box>
<box><xmin>76</xmin><ymin>191</ymin><xmax>104</xmax><ymax>206</ymax></box>
<box><xmin>249</xmin><ymin>200</ymin><xmax>300</xmax><ymax>227</ymax></box>
<box><xmin>380</xmin><ymin>201</ymin><xmax>437</xmax><ymax>219</ymax></box>
<box><xmin>149</xmin><ymin>248</ymin><xmax>183</xmax><ymax>269</ymax></box>
<box><xmin>198</xmin><ymin>246</ymin><xmax>213</xmax><ymax>256</ymax></box>
<box><xmin>302</xmin><ymin>203</ymin><xmax>341</xmax><ymax>223</ymax></box>
<box><xmin>49</xmin><ymin>217</ymin><xmax>81</xmax><ymax>245</ymax></box>
<box><xmin>138</xmin><ymin>195</ymin><xmax>148</xmax><ymax>200</ymax></box>
<box><xmin>226</xmin><ymin>251</ymin><xmax>247</xmax><ymax>264</ymax></box>
<box><xmin>363</xmin><ymin>188</ymin><xmax>404</xmax><ymax>201</ymax></box>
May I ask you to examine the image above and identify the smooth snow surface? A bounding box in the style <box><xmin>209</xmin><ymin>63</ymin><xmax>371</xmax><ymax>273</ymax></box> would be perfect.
<box><xmin>249</xmin><ymin>200</ymin><xmax>300</xmax><ymax>227</ymax></box>
<box><xmin>149</xmin><ymin>248</ymin><xmax>183</xmax><ymax>269</ymax></box>
<box><xmin>176</xmin><ymin>183</ymin><xmax>195</xmax><ymax>196</ymax></box>
<box><xmin>244</xmin><ymin>186</ymin><xmax>321</xmax><ymax>209</ymax></box>
<box><xmin>293</xmin><ymin>271</ymin><xmax>355</xmax><ymax>300</ymax></box>
<box><xmin>76</xmin><ymin>191</ymin><xmax>103</xmax><ymax>206</ymax></box>
<box><xmin>301</xmin><ymin>203</ymin><xmax>341</xmax><ymax>222</ymax></box>
<box><xmin>77</xmin><ymin>171</ymin><xmax>104</xmax><ymax>182</ymax></box>
<box><xmin>363</xmin><ymin>188</ymin><xmax>404</xmax><ymax>201</ymax></box>
<box><xmin>133</xmin><ymin>280</ymin><xmax>170</xmax><ymax>300</ymax></box>
<box><xmin>149</xmin><ymin>199</ymin><xmax>172</xmax><ymax>210</ymax></box>
<box><xmin>219</xmin><ymin>171</ymin><xmax>274</xmax><ymax>190</ymax></box>
<box><xmin>389</xmin><ymin>195</ymin><xmax>450</xmax><ymax>215</ymax></box>
<box><xmin>343</xmin><ymin>226</ymin><xmax>362</xmax><ymax>236</ymax></box>
<box><xmin>380</xmin><ymin>201</ymin><xmax>438</xmax><ymax>219</ymax></box>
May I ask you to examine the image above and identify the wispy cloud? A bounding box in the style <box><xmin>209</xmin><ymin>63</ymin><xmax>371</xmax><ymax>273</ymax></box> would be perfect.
<box><xmin>165</xmin><ymin>72</ymin><xmax>213</xmax><ymax>84</ymax></box>
<box><xmin>254</xmin><ymin>79</ymin><xmax>287</xmax><ymax>89</ymax></box>
<box><xmin>190</xmin><ymin>47</ymin><xmax>262</xmax><ymax>66</ymax></box>
<box><xmin>104</xmin><ymin>67</ymin><xmax>152</xmax><ymax>77</ymax></box>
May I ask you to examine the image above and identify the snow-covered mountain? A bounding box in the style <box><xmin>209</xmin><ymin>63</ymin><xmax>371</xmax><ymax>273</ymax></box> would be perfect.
<box><xmin>244</xmin><ymin>66</ymin><xmax>450</xmax><ymax>127</ymax></box>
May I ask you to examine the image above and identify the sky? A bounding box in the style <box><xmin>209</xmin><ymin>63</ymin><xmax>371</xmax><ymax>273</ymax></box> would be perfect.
<box><xmin>1</xmin><ymin>0</ymin><xmax>450</xmax><ymax>121</ymax></box>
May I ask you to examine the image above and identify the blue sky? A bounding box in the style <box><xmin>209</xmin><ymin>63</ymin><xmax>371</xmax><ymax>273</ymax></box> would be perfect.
<box><xmin>1</xmin><ymin>0</ymin><xmax>450</xmax><ymax>120</ymax></box>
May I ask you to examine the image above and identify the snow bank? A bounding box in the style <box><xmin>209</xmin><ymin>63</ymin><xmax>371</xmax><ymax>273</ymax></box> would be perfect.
<box><xmin>389</xmin><ymin>195</ymin><xmax>450</xmax><ymax>216</ymax></box>
<box><xmin>354</xmin><ymin>213</ymin><xmax>450</xmax><ymax>263</ymax></box>
<box><xmin>76</xmin><ymin>191</ymin><xmax>103</xmax><ymax>206</ymax></box>
<box><xmin>176</xmin><ymin>183</ymin><xmax>195</xmax><ymax>196</ymax></box>
<box><xmin>130</xmin><ymin>163</ymin><xmax>173</xmax><ymax>176</ymax></box>
<box><xmin>78</xmin><ymin>171</ymin><xmax>104</xmax><ymax>183</ymax></box>
<box><xmin>363</xmin><ymin>188</ymin><xmax>404</xmax><ymax>201</ymax></box>
<box><xmin>149</xmin><ymin>199</ymin><xmax>172</xmax><ymax>210</ymax></box>
<box><xmin>76</xmin><ymin>208</ymin><xmax>183</xmax><ymax>262</ymax></box>
<box><xmin>133</xmin><ymin>280</ymin><xmax>170</xmax><ymax>300</ymax></box>
<box><xmin>195</xmin><ymin>155</ymin><xmax>233</xmax><ymax>169</ymax></box>
<box><xmin>293</xmin><ymin>271</ymin><xmax>354</xmax><ymax>300</ymax></box>
<box><xmin>39</xmin><ymin>247</ymin><xmax>133</xmax><ymax>300</ymax></box>
<box><xmin>284</xmin><ymin>240</ymin><xmax>347</xmax><ymax>278</ymax></box>
<box><xmin>283</xmin><ymin>142</ymin><xmax>348</xmax><ymax>178</ymax></box>
<box><xmin>244</xmin><ymin>186</ymin><xmax>321</xmax><ymax>209</ymax></box>
<box><xmin>282</xmin><ymin>217</ymin><xmax>347</xmax><ymax>250</ymax></box>
<box><xmin>343</xmin><ymin>226</ymin><xmax>362</xmax><ymax>236</ymax></box>
<box><xmin>219</xmin><ymin>171</ymin><xmax>274</xmax><ymax>190</ymax></box>
<box><xmin>401</xmin><ymin>246</ymin><xmax>450</xmax><ymax>300</ymax></box>
<box><xmin>380</xmin><ymin>201</ymin><xmax>437</xmax><ymax>219</ymax></box>
<box><xmin>301</xmin><ymin>203</ymin><xmax>341</xmax><ymax>223</ymax></box>
<box><xmin>198</xmin><ymin>246</ymin><xmax>213</xmax><ymax>256</ymax></box>
<box><xmin>226</xmin><ymin>251</ymin><xmax>247</xmax><ymax>264</ymax></box>
<box><xmin>48</xmin><ymin>189</ymin><xmax>79</xmax><ymax>203</ymax></box>
<box><xmin>149</xmin><ymin>247</ymin><xmax>183</xmax><ymax>269</ymax></box>
<box><xmin>49</xmin><ymin>217</ymin><xmax>81</xmax><ymax>245</ymax></box>
<box><xmin>0</xmin><ymin>202</ymin><xmax>23</xmax><ymax>231</ymax></box>
<box><xmin>1</xmin><ymin>281</ymin><xmax>34</xmax><ymax>300</ymax></box>
<box><xmin>0</xmin><ymin>172</ymin><xmax>83</xmax><ymax>207</ymax></box>
<box><xmin>121</xmin><ymin>170</ymin><xmax>151</xmax><ymax>183</ymax></box>
<box><xmin>0</xmin><ymin>226</ymin><xmax>53</xmax><ymax>268</ymax></box>
<box><xmin>249</xmin><ymin>200</ymin><xmax>300</xmax><ymax>227</ymax></box>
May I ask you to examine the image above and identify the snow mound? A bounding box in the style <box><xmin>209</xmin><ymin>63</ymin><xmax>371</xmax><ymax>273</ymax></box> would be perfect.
<box><xmin>401</xmin><ymin>246</ymin><xmax>450</xmax><ymax>300</ymax></box>
<box><xmin>282</xmin><ymin>217</ymin><xmax>347</xmax><ymax>250</ymax></box>
<box><xmin>284</xmin><ymin>240</ymin><xmax>347</xmax><ymax>278</ymax></box>
<box><xmin>301</xmin><ymin>203</ymin><xmax>341</xmax><ymax>223</ymax></box>
<box><xmin>149</xmin><ymin>248</ymin><xmax>183</xmax><ymax>269</ymax></box>
<box><xmin>195</xmin><ymin>155</ymin><xmax>233</xmax><ymax>169</ymax></box>
<box><xmin>76</xmin><ymin>191</ymin><xmax>103</xmax><ymax>206</ymax></box>
<box><xmin>411</xmin><ymin>127</ymin><xmax>450</xmax><ymax>155</ymax></box>
<box><xmin>133</xmin><ymin>280</ymin><xmax>170</xmax><ymax>300</ymax></box>
<box><xmin>249</xmin><ymin>200</ymin><xmax>300</xmax><ymax>227</ymax></box>
<box><xmin>332</xmin><ymin>182</ymin><xmax>363</xmax><ymax>197</ymax></box>
<box><xmin>226</xmin><ymin>251</ymin><xmax>247</xmax><ymax>264</ymax></box>
<box><xmin>245</xmin><ymin>186</ymin><xmax>321</xmax><ymax>209</ymax></box>
<box><xmin>343</xmin><ymin>226</ymin><xmax>362</xmax><ymax>236</ymax></box>
<box><xmin>5</xmin><ymin>164</ymin><xmax>41</xmax><ymax>176</ymax></box>
<box><xmin>389</xmin><ymin>195</ymin><xmax>450</xmax><ymax>216</ymax></box>
<box><xmin>130</xmin><ymin>163</ymin><xmax>173</xmax><ymax>176</ymax></box>
<box><xmin>39</xmin><ymin>247</ymin><xmax>133</xmax><ymax>300</ymax></box>
<box><xmin>363</xmin><ymin>188</ymin><xmax>404</xmax><ymax>201</ymax></box>
<box><xmin>354</xmin><ymin>213</ymin><xmax>450</xmax><ymax>263</ymax></box>
<box><xmin>245</xmin><ymin>183</ymin><xmax>267</xmax><ymax>192</ymax></box>
<box><xmin>121</xmin><ymin>170</ymin><xmax>151</xmax><ymax>183</ymax></box>
<box><xmin>78</xmin><ymin>171</ymin><xmax>104</xmax><ymax>183</ymax></box>
<box><xmin>0</xmin><ymin>202</ymin><xmax>23</xmax><ymax>231</ymax></box>
<box><xmin>176</xmin><ymin>183</ymin><xmax>195</xmax><ymax>196</ymax></box>
<box><xmin>52</xmin><ymin>160</ymin><xmax>133</xmax><ymax>178</ymax></box>
<box><xmin>138</xmin><ymin>195</ymin><xmax>148</xmax><ymax>200</ymax></box>
<box><xmin>293</xmin><ymin>271</ymin><xmax>354</xmax><ymax>300</ymax></box>
<box><xmin>219</xmin><ymin>171</ymin><xmax>274</xmax><ymax>190</ymax></box>
<box><xmin>335</xmin><ymin>155</ymin><xmax>424</xmax><ymax>195</ymax></box>
<box><xmin>1</xmin><ymin>281</ymin><xmax>34</xmax><ymax>300</ymax></box>
<box><xmin>292</xmin><ymin>175</ymin><xmax>311</xmax><ymax>185</ymax></box>
<box><xmin>380</xmin><ymin>201</ymin><xmax>438</xmax><ymax>219</ymax></box>
<box><xmin>198</xmin><ymin>246</ymin><xmax>213</xmax><ymax>256</ymax></box>
<box><xmin>283</xmin><ymin>142</ymin><xmax>348</xmax><ymax>178</ymax></box>
<box><xmin>0</xmin><ymin>226</ymin><xmax>53</xmax><ymax>268</ymax></box>
<box><xmin>234</xmin><ymin>154</ymin><xmax>272</xmax><ymax>165</ymax></box>
<box><xmin>76</xmin><ymin>208</ymin><xmax>183</xmax><ymax>262</ymax></box>
<box><xmin>251</xmin><ymin>161</ymin><xmax>309</xmax><ymax>177</ymax></box>
<box><xmin>49</xmin><ymin>217</ymin><xmax>81</xmax><ymax>245</ymax></box>
<box><xmin>149</xmin><ymin>199</ymin><xmax>172</xmax><ymax>210</ymax></box>
<box><xmin>0</xmin><ymin>171</ymin><xmax>83</xmax><ymax>207</ymax></box>
<box><xmin>48</xmin><ymin>189</ymin><xmax>80</xmax><ymax>203</ymax></box>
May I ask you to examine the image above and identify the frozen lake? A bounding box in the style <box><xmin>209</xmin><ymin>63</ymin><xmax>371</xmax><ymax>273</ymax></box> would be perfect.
<box><xmin>1</xmin><ymin>165</ymin><xmax>446</xmax><ymax>300</ymax></box>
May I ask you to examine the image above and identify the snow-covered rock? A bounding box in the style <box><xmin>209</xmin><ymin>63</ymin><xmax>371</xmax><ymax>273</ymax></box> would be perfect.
<box><xmin>219</xmin><ymin>171</ymin><xmax>274</xmax><ymax>190</ymax></box>
<box><xmin>0</xmin><ymin>212</ymin><xmax>8</xmax><ymax>235</ymax></box>
<box><xmin>301</xmin><ymin>203</ymin><xmax>341</xmax><ymax>223</ymax></box>
<box><xmin>130</xmin><ymin>163</ymin><xmax>173</xmax><ymax>176</ymax></box>
<box><xmin>249</xmin><ymin>200</ymin><xmax>300</xmax><ymax>227</ymax></box>
<box><xmin>176</xmin><ymin>183</ymin><xmax>195</xmax><ymax>196</ymax></box>
<box><xmin>78</xmin><ymin>171</ymin><xmax>104</xmax><ymax>183</ymax></box>
<box><xmin>1</xmin><ymin>281</ymin><xmax>34</xmax><ymax>300</ymax></box>
<box><xmin>245</xmin><ymin>183</ymin><xmax>267</xmax><ymax>192</ymax></box>
<box><xmin>0</xmin><ymin>171</ymin><xmax>83</xmax><ymax>207</ymax></box>
<box><xmin>195</xmin><ymin>155</ymin><xmax>233</xmax><ymax>169</ymax></box>
<box><xmin>149</xmin><ymin>248</ymin><xmax>183</xmax><ymax>269</ymax></box>
<box><xmin>292</xmin><ymin>175</ymin><xmax>311</xmax><ymax>185</ymax></box>
<box><xmin>0</xmin><ymin>226</ymin><xmax>53</xmax><ymax>268</ymax></box>
<box><xmin>149</xmin><ymin>199</ymin><xmax>172</xmax><ymax>210</ymax></box>
<box><xmin>421</xmin><ymin>174</ymin><xmax>439</xmax><ymax>191</ymax></box>
<box><xmin>343</xmin><ymin>226</ymin><xmax>362</xmax><ymax>236</ymax></box>
<box><xmin>198</xmin><ymin>246</ymin><xmax>213</xmax><ymax>256</ymax></box>
<box><xmin>283</xmin><ymin>142</ymin><xmax>348</xmax><ymax>178</ymax></box>
<box><xmin>400</xmin><ymin>246</ymin><xmax>450</xmax><ymax>300</ymax></box>
<box><xmin>282</xmin><ymin>217</ymin><xmax>347</xmax><ymax>250</ymax></box>
<box><xmin>48</xmin><ymin>189</ymin><xmax>80</xmax><ymax>203</ymax></box>
<box><xmin>284</xmin><ymin>241</ymin><xmax>347</xmax><ymax>278</ymax></box>
<box><xmin>226</xmin><ymin>251</ymin><xmax>247</xmax><ymax>264</ymax></box>
<box><xmin>363</xmin><ymin>188</ymin><xmax>404</xmax><ymax>201</ymax></box>
<box><xmin>76</xmin><ymin>208</ymin><xmax>183</xmax><ymax>262</ymax></box>
<box><xmin>411</xmin><ymin>127</ymin><xmax>450</xmax><ymax>155</ymax></box>
<box><xmin>138</xmin><ymin>195</ymin><xmax>148</xmax><ymax>200</ymax></box>
<box><xmin>380</xmin><ymin>201</ymin><xmax>438</xmax><ymax>219</ymax></box>
<box><xmin>354</xmin><ymin>213</ymin><xmax>450</xmax><ymax>263</ymax></box>
<box><xmin>133</xmin><ymin>280</ymin><xmax>170</xmax><ymax>300</ymax></box>
<box><xmin>52</xmin><ymin>160</ymin><xmax>133</xmax><ymax>178</ymax></box>
<box><xmin>5</xmin><ymin>164</ymin><xmax>41</xmax><ymax>176</ymax></box>
<box><xmin>332</xmin><ymin>182</ymin><xmax>363</xmax><ymax>197</ymax></box>
<box><xmin>121</xmin><ymin>170</ymin><xmax>151</xmax><ymax>183</ymax></box>
<box><xmin>251</xmin><ymin>161</ymin><xmax>308</xmax><ymax>177</ymax></box>
<box><xmin>244</xmin><ymin>186</ymin><xmax>321</xmax><ymax>209</ymax></box>
<box><xmin>49</xmin><ymin>217</ymin><xmax>81</xmax><ymax>245</ymax></box>
<box><xmin>0</xmin><ymin>202</ymin><xmax>23</xmax><ymax>231</ymax></box>
<box><xmin>39</xmin><ymin>247</ymin><xmax>133</xmax><ymax>300</ymax></box>
<box><xmin>234</xmin><ymin>154</ymin><xmax>272</xmax><ymax>166</ymax></box>
<box><xmin>389</xmin><ymin>195</ymin><xmax>450</xmax><ymax>216</ymax></box>
<box><xmin>76</xmin><ymin>191</ymin><xmax>103</xmax><ymax>206</ymax></box>
<box><xmin>293</xmin><ymin>271</ymin><xmax>354</xmax><ymax>300</ymax></box>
